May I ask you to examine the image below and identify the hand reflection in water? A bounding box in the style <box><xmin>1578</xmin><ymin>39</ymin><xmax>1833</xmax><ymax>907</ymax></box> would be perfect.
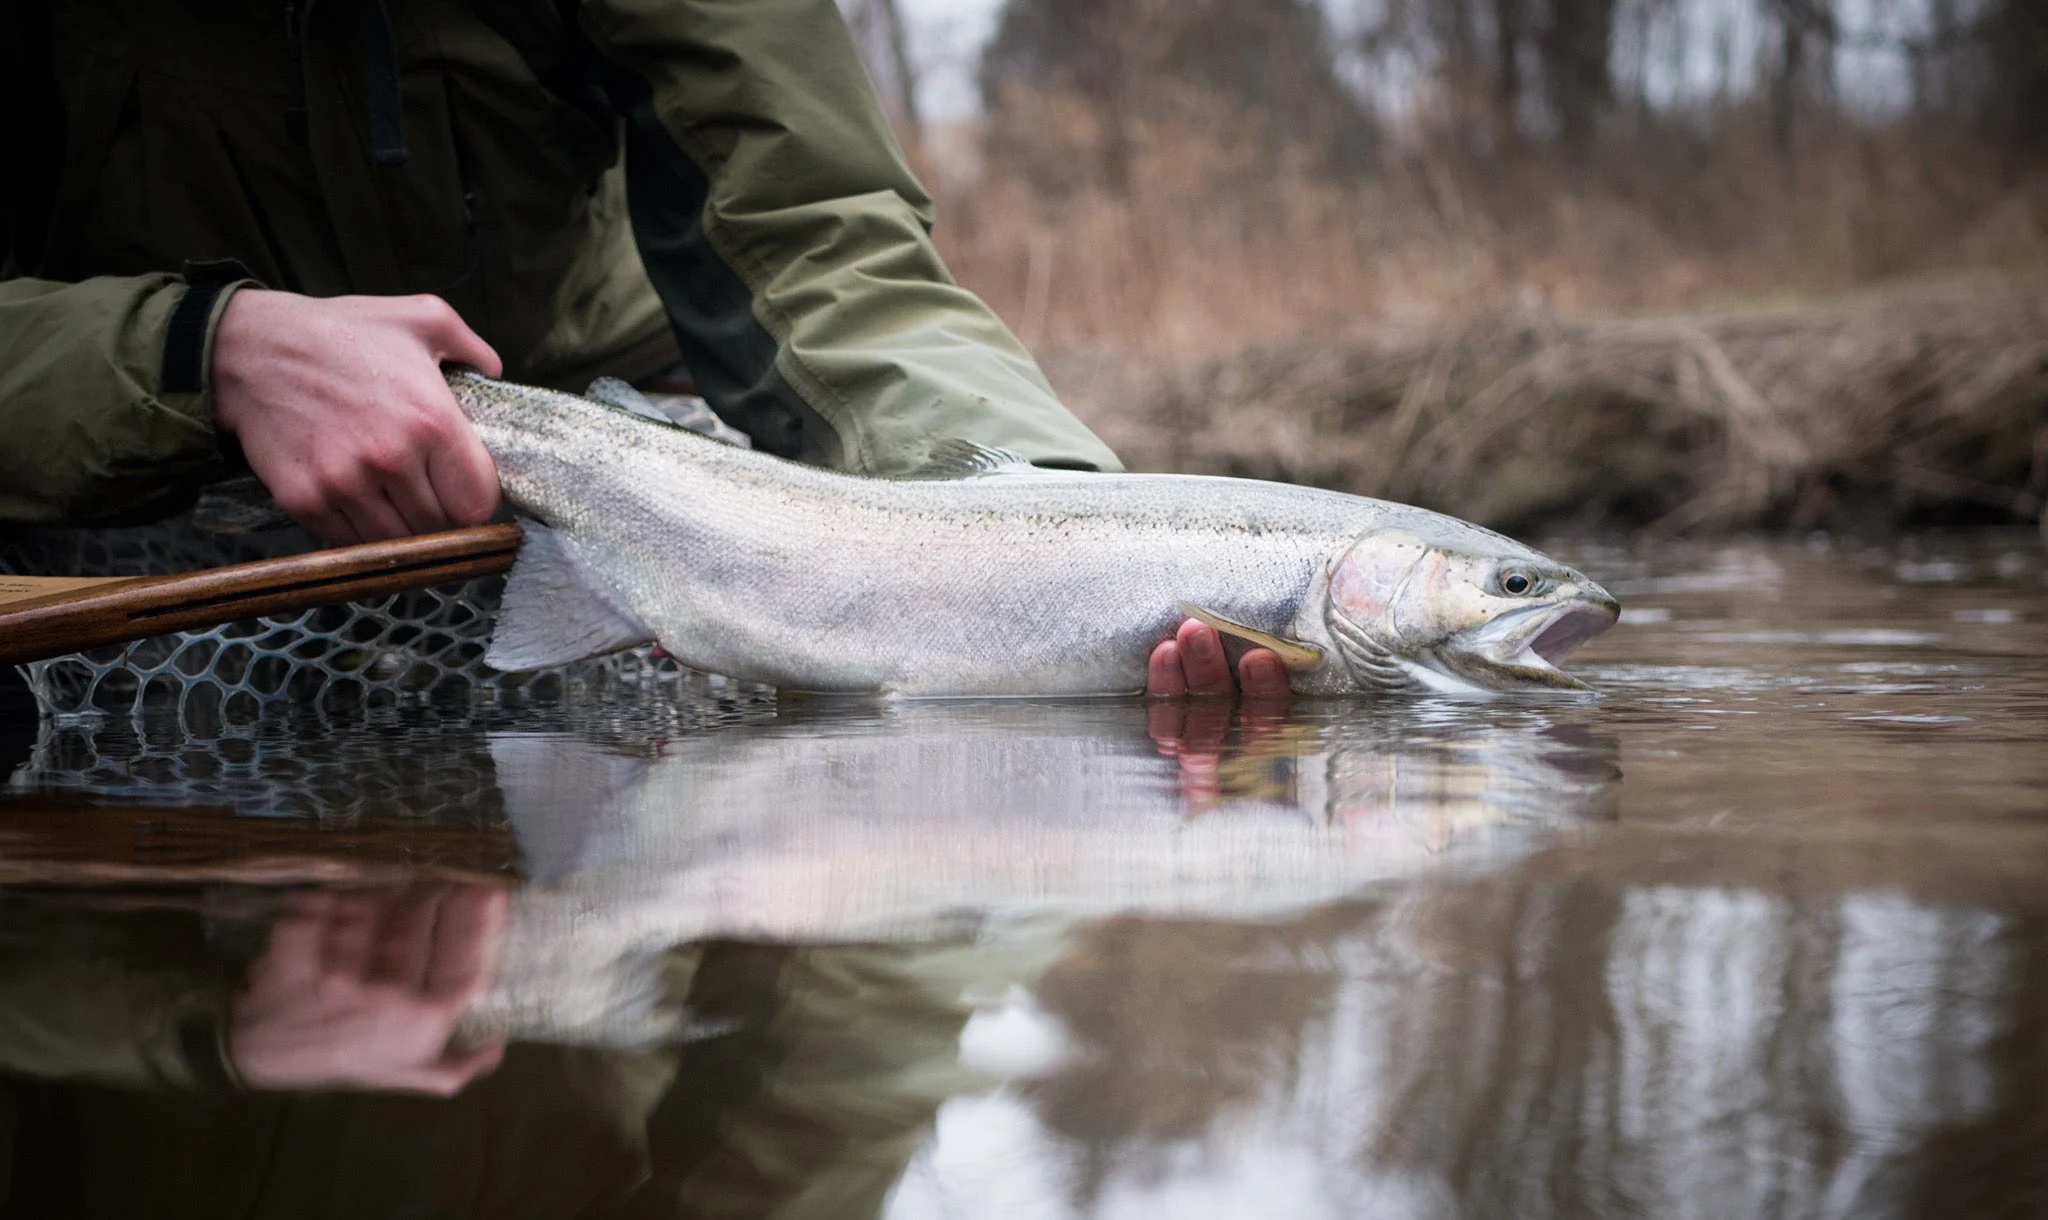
<box><xmin>228</xmin><ymin>883</ymin><xmax>510</xmax><ymax>1096</ymax></box>
<box><xmin>1147</xmin><ymin>621</ymin><xmax>1293</xmax><ymax>807</ymax></box>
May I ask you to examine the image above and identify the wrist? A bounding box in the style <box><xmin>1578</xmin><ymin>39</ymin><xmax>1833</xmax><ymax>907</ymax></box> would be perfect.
<box><xmin>206</xmin><ymin>286</ymin><xmax>279</xmax><ymax>437</ymax></box>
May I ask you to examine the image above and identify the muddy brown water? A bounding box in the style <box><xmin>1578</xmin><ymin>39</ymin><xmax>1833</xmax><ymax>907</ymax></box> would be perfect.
<box><xmin>0</xmin><ymin>531</ymin><xmax>2042</xmax><ymax>1218</ymax></box>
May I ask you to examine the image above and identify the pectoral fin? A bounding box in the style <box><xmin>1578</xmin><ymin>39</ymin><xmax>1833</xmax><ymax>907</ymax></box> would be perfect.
<box><xmin>1179</xmin><ymin>603</ymin><xmax>1324</xmax><ymax>671</ymax></box>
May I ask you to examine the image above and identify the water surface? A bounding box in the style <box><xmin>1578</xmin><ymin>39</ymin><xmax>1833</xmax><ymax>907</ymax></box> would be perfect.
<box><xmin>0</xmin><ymin>532</ymin><xmax>2042</xmax><ymax>1218</ymax></box>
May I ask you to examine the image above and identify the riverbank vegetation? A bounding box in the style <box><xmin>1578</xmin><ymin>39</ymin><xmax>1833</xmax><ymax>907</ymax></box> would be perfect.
<box><xmin>1041</xmin><ymin>280</ymin><xmax>2048</xmax><ymax>536</ymax></box>
<box><xmin>845</xmin><ymin>0</ymin><xmax>2048</xmax><ymax>533</ymax></box>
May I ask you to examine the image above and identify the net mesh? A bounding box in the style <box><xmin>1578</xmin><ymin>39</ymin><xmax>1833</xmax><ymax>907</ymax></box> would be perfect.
<box><xmin>1</xmin><ymin>509</ymin><xmax>754</xmax><ymax>731</ymax></box>
<box><xmin>9</xmin><ymin>685</ymin><xmax>774</xmax><ymax>825</ymax></box>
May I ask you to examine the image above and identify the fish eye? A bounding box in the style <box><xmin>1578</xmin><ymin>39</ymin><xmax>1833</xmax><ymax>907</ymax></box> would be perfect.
<box><xmin>1496</xmin><ymin>567</ymin><xmax>1543</xmax><ymax>597</ymax></box>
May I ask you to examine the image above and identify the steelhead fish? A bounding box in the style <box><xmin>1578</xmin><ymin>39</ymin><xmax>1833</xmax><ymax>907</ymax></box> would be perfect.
<box><xmin>451</xmin><ymin>371</ymin><xmax>1620</xmax><ymax>696</ymax></box>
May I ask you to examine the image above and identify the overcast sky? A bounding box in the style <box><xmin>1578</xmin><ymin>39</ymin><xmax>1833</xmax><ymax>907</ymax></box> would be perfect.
<box><xmin>895</xmin><ymin>0</ymin><xmax>1007</xmax><ymax>123</ymax></box>
<box><xmin>887</xmin><ymin>0</ymin><xmax>1937</xmax><ymax>126</ymax></box>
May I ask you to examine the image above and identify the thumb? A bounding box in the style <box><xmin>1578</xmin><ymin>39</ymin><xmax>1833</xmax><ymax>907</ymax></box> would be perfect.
<box><xmin>443</xmin><ymin>1038</ymin><xmax>507</xmax><ymax>1075</ymax></box>
<box><xmin>409</xmin><ymin>1039</ymin><xmax>507</xmax><ymax>1096</ymax></box>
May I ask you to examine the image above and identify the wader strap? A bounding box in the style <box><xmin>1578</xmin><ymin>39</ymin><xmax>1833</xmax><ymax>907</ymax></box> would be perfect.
<box><xmin>286</xmin><ymin>0</ymin><xmax>407</xmax><ymax>167</ymax></box>
<box><xmin>363</xmin><ymin>0</ymin><xmax>409</xmax><ymax>166</ymax></box>
<box><xmin>283</xmin><ymin>0</ymin><xmax>316</xmax><ymax>146</ymax></box>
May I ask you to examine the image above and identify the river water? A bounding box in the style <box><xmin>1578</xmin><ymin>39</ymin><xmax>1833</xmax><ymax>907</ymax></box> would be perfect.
<box><xmin>0</xmin><ymin>531</ymin><xmax>2042</xmax><ymax>1217</ymax></box>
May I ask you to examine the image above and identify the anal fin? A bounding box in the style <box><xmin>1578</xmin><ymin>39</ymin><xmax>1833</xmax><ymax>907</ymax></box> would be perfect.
<box><xmin>487</xmin><ymin>522</ymin><xmax>655</xmax><ymax>671</ymax></box>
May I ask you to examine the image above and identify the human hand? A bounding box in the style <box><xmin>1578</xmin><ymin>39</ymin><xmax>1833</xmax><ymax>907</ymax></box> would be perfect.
<box><xmin>211</xmin><ymin>290</ymin><xmax>503</xmax><ymax>545</ymax></box>
<box><xmin>1144</xmin><ymin>619</ymin><xmax>1292</xmax><ymax>699</ymax></box>
<box><xmin>228</xmin><ymin>883</ymin><xmax>509</xmax><ymax>1095</ymax></box>
<box><xmin>1145</xmin><ymin>682</ymin><xmax>1293</xmax><ymax>807</ymax></box>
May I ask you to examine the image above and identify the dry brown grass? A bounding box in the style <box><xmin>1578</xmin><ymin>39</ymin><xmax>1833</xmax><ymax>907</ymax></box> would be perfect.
<box><xmin>921</xmin><ymin>108</ymin><xmax>2048</xmax><ymax>532</ymax></box>
<box><xmin>930</xmin><ymin>101</ymin><xmax>2048</xmax><ymax>351</ymax></box>
<box><xmin>1049</xmin><ymin>279</ymin><xmax>2048</xmax><ymax>534</ymax></box>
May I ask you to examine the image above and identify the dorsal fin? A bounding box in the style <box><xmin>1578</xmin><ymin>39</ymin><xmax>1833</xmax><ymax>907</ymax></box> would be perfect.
<box><xmin>585</xmin><ymin>376</ymin><xmax>677</xmax><ymax>426</ymax></box>
<box><xmin>897</xmin><ymin>438</ymin><xmax>1041</xmax><ymax>480</ymax></box>
<box><xmin>585</xmin><ymin>377</ymin><xmax>751</xmax><ymax>447</ymax></box>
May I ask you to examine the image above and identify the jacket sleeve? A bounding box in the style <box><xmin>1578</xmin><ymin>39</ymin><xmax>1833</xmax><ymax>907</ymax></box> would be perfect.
<box><xmin>0</xmin><ymin>274</ymin><xmax>246</xmax><ymax>527</ymax></box>
<box><xmin>577</xmin><ymin>0</ymin><xmax>1124</xmax><ymax>476</ymax></box>
<box><xmin>0</xmin><ymin>3</ymin><xmax>232</xmax><ymax>527</ymax></box>
<box><xmin>0</xmin><ymin>900</ymin><xmax>238</xmax><ymax>1090</ymax></box>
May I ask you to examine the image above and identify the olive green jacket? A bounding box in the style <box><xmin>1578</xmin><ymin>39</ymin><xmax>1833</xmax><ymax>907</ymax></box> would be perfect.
<box><xmin>0</xmin><ymin>0</ymin><xmax>1120</xmax><ymax>527</ymax></box>
<box><xmin>0</xmin><ymin>910</ymin><xmax>1069</xmax><ymax>1219</ymax></box>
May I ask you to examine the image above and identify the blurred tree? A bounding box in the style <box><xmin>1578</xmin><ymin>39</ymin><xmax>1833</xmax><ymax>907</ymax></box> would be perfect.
<box><xmin>979</xmin><ymin>0</ymin><xmax>1377</xmax><ymax>188</ymax></box>
<box><xmin>840</xmin><ymin>0</ymin><xmax>923</xmax><ymax>149</ymax></box>
<box><xmin>1489</xmin><ymin>0</ymin><xmax>1525</xmax><ymax>153</ymax></box>
<box><xmin>1540</xmin><ymin>0</ymin><xmax>1620</xmax><ymax>146</ymax></box>
<box><xmin>1358</xmin><ymin>0</ymin><xmax>1624</xmax><ymax>155</ymax></box>
<box><xmin>1977</xmin><ymin>0</ymin><xmax>2048</xmax><ymax>162</ymax></box>
<box><xmin>1762</xmin><ymin>0</ymin><xmax>1838</xmax><ymax>163</ymax></box>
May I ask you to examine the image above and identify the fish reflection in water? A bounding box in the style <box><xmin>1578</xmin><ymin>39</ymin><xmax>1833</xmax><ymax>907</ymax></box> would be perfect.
<box><xmin>0</xmin><ymin>698</ymin><xmax>2039</xmax><ymax>1217</ymax></box>
<box><xmin>476</xmin><ymin>702</ymin><xmax>1616</xmax><ymax>1044</ymax></box>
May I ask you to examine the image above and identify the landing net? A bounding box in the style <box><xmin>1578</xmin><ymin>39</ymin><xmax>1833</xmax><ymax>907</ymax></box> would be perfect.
<box><xmin>2</xmin><ymin>510</ymin><xmax>736</xmax><ymax>728</ymax></box>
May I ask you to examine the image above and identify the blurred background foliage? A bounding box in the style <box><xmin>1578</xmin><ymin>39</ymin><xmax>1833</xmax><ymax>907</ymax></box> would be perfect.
<box><xmin>838</xmin><ymin>0</ymin><xmax>2048</xmax><ymax>534</ymax></box>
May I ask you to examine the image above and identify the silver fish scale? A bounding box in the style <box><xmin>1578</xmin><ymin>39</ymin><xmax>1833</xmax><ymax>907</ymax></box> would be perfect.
<box><xmin>452</xmin><ymin>373</ymin><xmax>1556</xmax><ymax>696</ymax></box>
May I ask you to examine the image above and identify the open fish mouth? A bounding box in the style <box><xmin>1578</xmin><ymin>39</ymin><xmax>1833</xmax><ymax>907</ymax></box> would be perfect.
<box><xmin>1414</xmin><ymin>596</ymin><xmax>1622</xmax><ymax>694</ymax></box>
<box><xmin>1528</xmin><ymin>602</ymin><xmax>1620</xmax><ymax>667</ymax></box>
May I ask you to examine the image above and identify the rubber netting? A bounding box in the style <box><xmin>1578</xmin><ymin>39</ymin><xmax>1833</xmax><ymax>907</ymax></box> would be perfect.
<box><xmin>2</xmin><ymin>510</ymin><xmax>737</xmax><ymax>727</ymax></box>
<box><xmin>8</xmin><ymin>684</ymin><xmax>774</xmax><ymax>825</ymax></box>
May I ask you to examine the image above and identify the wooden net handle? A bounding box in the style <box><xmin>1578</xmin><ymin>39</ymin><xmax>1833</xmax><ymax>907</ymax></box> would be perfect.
<box><xmin>0</xmin><ymin>523</ymin><xmax>522</xmax><ymax>666</ymax></box>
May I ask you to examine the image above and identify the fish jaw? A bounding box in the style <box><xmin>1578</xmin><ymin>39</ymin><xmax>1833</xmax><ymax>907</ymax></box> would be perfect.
<box><xmin>1420</xmin><ymin>590</ymin><xmax>1621</xmax><ymax>694</ymax></box>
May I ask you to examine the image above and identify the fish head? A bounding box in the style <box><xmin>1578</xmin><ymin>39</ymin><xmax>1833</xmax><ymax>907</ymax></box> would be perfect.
<box><xmin>1323</xmin><ymin>528</ymin><xmax>1619</xmax><ymax>693</ymax></box>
